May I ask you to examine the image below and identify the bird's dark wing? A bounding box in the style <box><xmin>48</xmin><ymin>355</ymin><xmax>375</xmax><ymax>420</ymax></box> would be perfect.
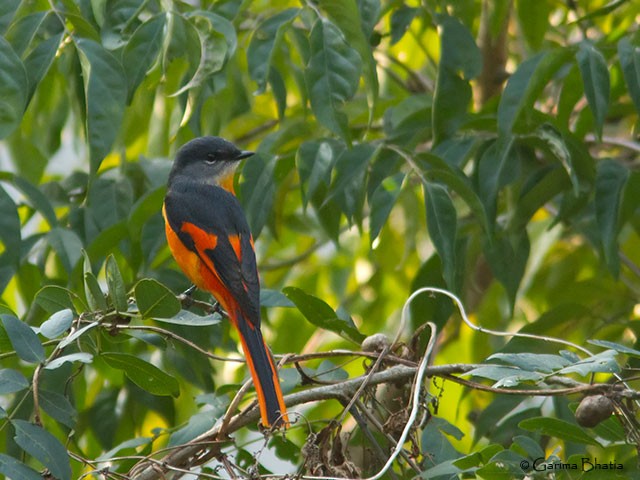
<box><xmin>164</xmin><ymin>181</ymin><xmax>260</xmax><ymax>325</ymax></box>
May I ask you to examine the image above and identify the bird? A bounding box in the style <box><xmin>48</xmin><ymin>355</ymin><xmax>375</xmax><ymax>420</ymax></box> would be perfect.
<box><xmin>162</xmin><ymin>136</ymin><xmax>288</xmax><ymax>428</ymax></box>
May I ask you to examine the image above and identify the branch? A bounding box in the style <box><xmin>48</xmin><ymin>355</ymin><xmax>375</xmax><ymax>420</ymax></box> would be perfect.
<box><xmin>126</xmin><ymin>360</ymin><xmax>632</xmax><ymax>480</ymax></box>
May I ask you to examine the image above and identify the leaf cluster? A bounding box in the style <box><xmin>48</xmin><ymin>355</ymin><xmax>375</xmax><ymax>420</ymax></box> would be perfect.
<box><xmin>0</xmin><ymin>0</ymin><xmax>639</xmax><ymax>478</ymax></box>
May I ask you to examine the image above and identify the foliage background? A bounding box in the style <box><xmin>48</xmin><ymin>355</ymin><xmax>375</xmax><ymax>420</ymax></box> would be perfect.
<box><xmin>0</xmin><ymin>0</ymin><xmax>639</xmax><ymax>478</ymax></box>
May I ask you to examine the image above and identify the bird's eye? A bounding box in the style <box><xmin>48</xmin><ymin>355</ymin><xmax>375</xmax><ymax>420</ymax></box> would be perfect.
<box><xmin>205</xmin><ymin>153</ymin><xmax>216</xmax><ymax>164</ymax></box>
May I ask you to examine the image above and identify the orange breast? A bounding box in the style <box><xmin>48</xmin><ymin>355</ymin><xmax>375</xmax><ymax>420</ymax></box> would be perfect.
<box><xmin>163</xmin><ymin>205</ymin><xmax>239</xmax><ymax>320</ymax></box>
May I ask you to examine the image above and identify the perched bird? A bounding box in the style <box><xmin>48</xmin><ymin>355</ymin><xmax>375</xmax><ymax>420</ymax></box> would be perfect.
<box><xmin>163</xmin><ymin>136</ymin><xmax>288</xmax><ymax>427</ymax></box>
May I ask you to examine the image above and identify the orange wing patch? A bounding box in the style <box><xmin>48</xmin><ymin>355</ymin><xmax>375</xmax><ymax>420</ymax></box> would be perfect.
<box><xmin>227</xmin><ymin>234</ymin><xmax>242</xmax><ymax>262</ymax></box>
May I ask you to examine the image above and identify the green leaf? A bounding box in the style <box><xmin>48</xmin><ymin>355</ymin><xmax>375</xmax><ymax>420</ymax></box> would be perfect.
<box><xmin>476</xmin><ymin>136</ymin><xmax>516</xmax><ymax>226</ymax></box>
<box><xmin>239</xmin><ymin>152</ymin><xmax>277</xmax><ymax>238</ymax></box>
<box><xmin>0</xmin><ymin>369</ymin><xmax>29</xmax><ymax>394</ymax></box>
<box><xmin>573</xmin><ymin>0</ymin><xmax>629</xmax><ymax>22</ymax></box>
<box><xmin>12</xmin><ymin>419</ymin><xmax>72</xmax><ymax>480</ymax></box>
<box><xmin>390</xmin><ymin>6</ymin><xmax>418</xmax><ymax>45</ymax></box>
<box><xmin>498</xmin><ymin>48</ymin><xmax>573</xmax><ymax>134</ymax></box>
<box><xmin>516</xmin><ymin>0</ymin><xmax>552</xmax><ymax>51</ymax></box>
<box><xmin>134</xmin><ymin>278</ymin><xmax>181</xmax><ymax>319</ymax></box>
<box><xmin>297</xmin><ymin>139</ymin><xmax>342</xmax><ymax>207</ymax></box>
<box><xmin>424</xmin><ymin>182</ymin><xmax>457</xmax><ymax>290</ymax></box>
<box><xmin>248</xmin><ymin>8</ymin><xmax>299</xmax><ymax>92</ymax></box>
<box><xmin>34</xmin><ymin>286</ymin><xmax>81</xmax><ymax>314</ymax></box>
<box><xmin>588</xmin><ymin>339</ymin><xmax>640</xmax><ymax>358</ymax></box>
<box><xmin>47</xmin><ymin>227</ymin><xmax>83</xmax><ymax>274</ymax></box>
<box><xmin>531</xmin><ymin>124</ymin><xmax>580</xmax><ymax>195</ymax></box>
<box><xmin>44</xmin><ymin>352</ymin><xmax>93</xmax><ymax>370</ymax></box>
<box><xmin>83</xmin><ymin>250</ymin><xmax>107</xmax><ymax>311</ymax></box>
<box><xmin>327</xmin><ymin>143</ymin><xmax>376</xmax><ymax>222</ymax></box>
<box><xmin>0</xmin><ymin>453</ymin><xmax>42</xmax><ymax>480</ymax></box>
<box><xmin>84</xmin><ymin>272</ymin><xmax>107</xmax><ymax>312</ymax></box>
<box><xmin>618</xmin><ymin>37</ymin><xmax>640</xmax><ymax>114</ymax></box>
<box><xmin>369</xmin><ymin>173</ymin><xmax>404</xmax><ymax>244</ymax></box>
<box><xmin>154</xmin><ymin>310</ymin><xmax>221</xmax><ymax>326</ymax></box>
<box><xmin>172</xmin><ymin>12</ymin><xmax>229</xmax><ymax>96</ymax></box>
<box><xmin>518</xmin><ymin>417</ymin><xmax>601</xmax><ymax>446</ymax></box>
<box><xmin>58</xmin><ymin>321</ymin><xmax>99</xmax><ymax>349</ymax></box>
<box><xmin>305</xmin><ymin>18</ymin><xmax>361</xmax><ymax>139</ymax></box>
<box><xmin>75</xmin><ymin>38</ymin><xmax>127</xmax><ymax>173</ymax></box>
<box><xmin>576</xmin><ymin>42</ymin><xmax>610</xmax><ymax>139</ymax></box>
<box><xmin>127</xmin><ymin>185</ymin><xmax>165</xmax><ymax>243</ymax></box>
<box><xmin>483</xmin><ymin>229</ymin><xmax>530</xmax><ymax>312</ymax></box>
<box><xmin>282</xmin><ymin>286</ymin><xmax>365</xmax><ymax>343</ymax></box>
<box><xmin>4</xmin><ymin>11</ymin><xmax>48</xmax><ymax>56</ymax></box>
<box><xmin>558</xmin><ymin>350</ymin><xmax>620</xmax><ymax>376</ymax></box>
<box><xmin>319</xmin><ymin>0</ymin><xmax>378</xmax><ymax>118</ymax></box>
<box><xmin>0</xmin><ymin>184</ymin><xmax>21</xmax><ymax>262</ymax></box>
<box><xmin>488</xmin><ymin>353</ymin><xmax>571</xmax><ymax>373</ymax></box>
<box><xmin>23</xmin><ymin>32</ymin><xmax>63</xmax><ymax>102</ymax></box>
<box><xmin>0</xmin><ymin>0</ymin><xmax>19</xmax><ymax>33</ymax></box>
<box><xmin>0</xmin><ymin>37</ymin><xmax>27</xmax><ymax>139</ymax></box>
<box><xmin>12</xmin><ymin>175</ymin><xmax>58</xmax><ymax>228</ymax></box>
<box><xmin>105</xmin><ymin>254</ymin><xmax>128</xmax><ymax>312</ymax></box>
<box><xmin>39</xmin><ymin>309</ymin><xmax>73</xmax><ymax>339</ymax></box>
<box><xmin>1</xmin><ymin>314</ymin><xmax>44</xmax><ymax>363</ymax></box>
<box><xmin>39</xmin><ymin>390</ymin><xmax>77</xmax><ymax>428</ymax></box>
<box><xmin>121</xmin><ymin>14</ymin><xmax>166</xmax><ymax>102</ymax></box>
<box><xmin>465</xmin><ymin>365</ymin><xmax>544</xmax><ymax>383</ymax></box>
<box><xmin>508</xmin><ymin>166</ymin><xmax>569</xmax><ymax>232</ymax></box>
<box><xmin>417</xmin><ymin>155</ymin><xmax>491</xmax><ymax>235</ymax></box>
<box><xmin>595</xmin><ymin>159</ymin><xmax>629</xmax><ymax>277</ymax></box>
<box><xmin>432</xmin><ymin>14</ymin><xmax>481</xmax><ymax>144</ymax></box>
<box><xmin>260</xmin><ymin>289</ymin><xmax>294</xmax><ymax>308</ymax></box>
<box><xmin>102</xmin><ymin>352</ymin><xmax>180</xmax><ymax>397</ymax></box>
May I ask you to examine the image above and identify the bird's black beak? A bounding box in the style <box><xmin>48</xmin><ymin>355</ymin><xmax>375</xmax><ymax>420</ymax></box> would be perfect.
<box><xmin>235</xmin><ymin>150</ymin><xmax>254</xmax><ymax>160</ymax></box>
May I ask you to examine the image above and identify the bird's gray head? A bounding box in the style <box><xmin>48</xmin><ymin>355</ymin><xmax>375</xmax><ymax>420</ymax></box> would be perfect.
<box><xmin>168</xmin><ymin>136</ymin><xmax>254</xmax><ymax>186</ymax></box>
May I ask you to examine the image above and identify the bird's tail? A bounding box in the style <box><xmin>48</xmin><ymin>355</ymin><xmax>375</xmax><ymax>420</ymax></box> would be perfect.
<box><xmin>233</xmin><ymin>310</ymin><xmax>288</xmax><ymax>428</ymax></box>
